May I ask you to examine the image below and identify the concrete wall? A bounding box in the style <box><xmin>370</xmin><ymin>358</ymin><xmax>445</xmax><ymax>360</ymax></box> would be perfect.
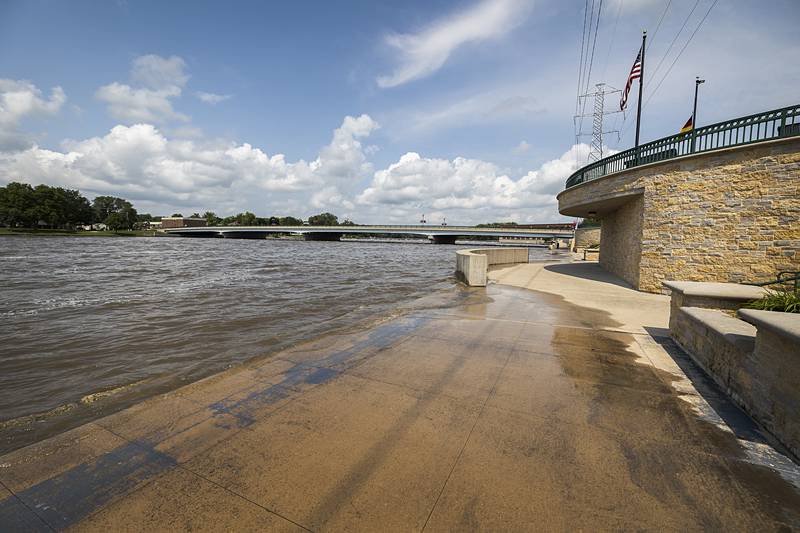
<box><xmin>456</xmin><ymin>248</ymin><xmax>529</xmax><ymax>286</ymax></box>
<box><xmin>558</xmin><ymin>138</ymin><xmax>800</xmax><ymax>293</ymax></box>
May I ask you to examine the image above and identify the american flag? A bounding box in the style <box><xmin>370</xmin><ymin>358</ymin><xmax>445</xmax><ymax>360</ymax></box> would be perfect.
<box><xmin>620</xmin><ymin>46</ymin><xmax>642</xmax><ymax>111</ymax></box>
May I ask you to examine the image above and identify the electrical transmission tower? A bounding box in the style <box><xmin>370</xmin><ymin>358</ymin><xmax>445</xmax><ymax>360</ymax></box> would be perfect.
<box><xmin>574</xmin><ymin>83</ymin><xmax>622</xmax><ymax>162</ymax></box>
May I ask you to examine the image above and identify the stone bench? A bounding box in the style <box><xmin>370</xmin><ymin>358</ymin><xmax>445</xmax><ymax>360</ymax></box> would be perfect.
<box><xmin>662</xmin><ymin>281</ymin><xmax>767</xmax><ymax>333</ymax></box>
<box><xmin>669</xmin><ymin>300</ymin><xmax>800</xmax><ymax>458</ymax></box>
<box><xmin>671</xmin><ymin>307</ymin><xmax>756</xmax><ymax>393</ymax></box>
<box><xmin>737</xmin><ymin>309</ymin><xmax>800</xmax><ymax>458</ymax></box>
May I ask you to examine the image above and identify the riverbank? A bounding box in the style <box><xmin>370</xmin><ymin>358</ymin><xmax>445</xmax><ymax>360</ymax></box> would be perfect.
<box><xmin>2</xmin><ymin>258</ymin><xmax>799</xmax><ymax>529</ymax></box>
<box><xmin>0</xmin><ymin>228</ymin><xmax>164</xmax><ymax>237</ymax></box>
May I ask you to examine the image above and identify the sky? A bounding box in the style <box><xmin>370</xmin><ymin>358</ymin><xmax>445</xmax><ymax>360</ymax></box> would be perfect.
<box><xmin>0</xmin><ymin>0</ymin><xmax>798</xmax><ymax>224</ymax></box>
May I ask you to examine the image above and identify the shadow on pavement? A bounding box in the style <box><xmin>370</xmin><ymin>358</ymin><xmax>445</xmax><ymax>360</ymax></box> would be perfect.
<box><xmin>544</xmin><ymin>262</ymin><xmax>633</xmax><ymax>289</ymax></box>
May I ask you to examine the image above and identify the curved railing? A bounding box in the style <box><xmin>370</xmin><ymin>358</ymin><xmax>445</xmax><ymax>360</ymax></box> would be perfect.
<box><xmin>565</xmin><ymin>104</ymin><xmax>800</xmax><ymax>189</ymax></box>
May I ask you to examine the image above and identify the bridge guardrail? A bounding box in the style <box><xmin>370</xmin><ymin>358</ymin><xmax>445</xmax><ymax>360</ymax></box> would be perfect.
<box><xmin>565</xmin><ymin>104</ymin><xmax>800</xmax><ymax>189</ymax></box>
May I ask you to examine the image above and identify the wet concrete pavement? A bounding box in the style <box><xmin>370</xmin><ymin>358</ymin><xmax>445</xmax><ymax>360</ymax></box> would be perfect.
<box><xmin>1</xmin><ymin>262</ymin><xmax>799</xmax><ymax>531</ymax></box>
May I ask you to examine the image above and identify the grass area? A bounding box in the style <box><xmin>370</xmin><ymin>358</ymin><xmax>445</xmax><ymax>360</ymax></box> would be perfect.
<box><xmin>0</xmin><ymin>227</ymin><xmax>164</xmax><ymax>238</ymax></box>
<box><xmin>744</xmin><ymin>289</ymin><xmax>800</xmax><ymax>313</ymax></box>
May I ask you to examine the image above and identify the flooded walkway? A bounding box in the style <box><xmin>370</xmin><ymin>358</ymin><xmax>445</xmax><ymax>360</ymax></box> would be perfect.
<box><xmin>1</xmin><ymin>262</ymin><xmax>799</xmax><ymax>531</ymax></box>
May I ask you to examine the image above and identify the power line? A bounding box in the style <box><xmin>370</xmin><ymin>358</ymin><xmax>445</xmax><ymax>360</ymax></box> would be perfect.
<box><xmin>574</xmin><ymin>0</ymin><xmax>591</xmax><ymax>140</ymax></box>
<box><xmin>620</xmin><ymin>0</ymin><xmax>702</xmax><ymax>141</ymax></box>
<box><xmin>644</xmin><ymin>0</ymin><xmax>719</xmax><ymax>107</ymax></box>
<box><xmin>599</xmin><ymin>0</ymin><xmax>623</xmax><ymax>82</ymax></box>
<box><xmin>620</xmin><ymin>0</ymin><xmax>718</xmax><ymax>142</ymax></box>
<box><xmin>646</xmin><ymin>0</ymin><xmax>701</xmax><ymax>91</ymax></box>
<box><xmin>577</xmin><ymin>0</ymin><xmax>604</xmax><ymax>141</ymax></box>
<box><xmin>647</xmin><ymin>0</ymin><xmax>673</xmax><ymax>52</ymax></box>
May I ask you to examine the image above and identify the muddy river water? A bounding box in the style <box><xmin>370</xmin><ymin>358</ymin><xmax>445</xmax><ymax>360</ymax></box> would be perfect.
<box><xmin>0</xmin><ymin>235</ymin><xmax>565</xmax><ymax>452</ymax></box>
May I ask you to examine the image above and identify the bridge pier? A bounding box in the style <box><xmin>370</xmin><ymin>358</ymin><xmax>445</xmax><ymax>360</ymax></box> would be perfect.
<box><xmin>431</xmin><ymin>235</ymin><xmax>457</xmax><ymax>245</ymax></box>
<box><xmin>303</xmin><ymin>232</ymin><xmax>342</xmax><ymax>242</ymax></box>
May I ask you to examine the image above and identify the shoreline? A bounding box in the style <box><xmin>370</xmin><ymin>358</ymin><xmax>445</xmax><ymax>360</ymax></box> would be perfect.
<box><xmin>0</xmin><ymin>280</ymin><xmax>472</xmax><ymax>456</ymax></box>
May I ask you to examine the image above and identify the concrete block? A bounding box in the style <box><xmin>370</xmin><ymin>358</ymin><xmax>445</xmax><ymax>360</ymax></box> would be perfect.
<box><xmin>455</xmin><ymin>248</ymin><xmax>528</xmax><ymax>287</ymax></box>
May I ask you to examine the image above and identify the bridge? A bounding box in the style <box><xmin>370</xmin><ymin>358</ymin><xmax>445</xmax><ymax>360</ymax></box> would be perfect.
<box><xmin>163</xmin><ymin>224</ymin><xmax>575</xmax><ymax>244</ymax></box>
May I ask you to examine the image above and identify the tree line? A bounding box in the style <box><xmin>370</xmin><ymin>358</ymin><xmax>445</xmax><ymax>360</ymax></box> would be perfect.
<box><xmin>0</xmin><ymin>182</ymin><xmax>138</xmax><ymax>230</ymax></box>
<box><xmin>0</xmin><ymin>182</ymin><xmax>350</xmax><ymax>230</ymax></box>
<box><xmin>178</xmin><ymin>211</ymin><xmax>349</xmax><ymax>227</ymax></box>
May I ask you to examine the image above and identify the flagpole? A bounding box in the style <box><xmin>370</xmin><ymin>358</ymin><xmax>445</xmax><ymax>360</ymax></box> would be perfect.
<box><xmin>635</xmin><ymin>30</ymin><xmax>646</xmax><ymax>164</ymax></box>
<box><xmin>691</xmin><ymin>76</ymin><xmax>705</xmax><ymax>153</ymax></box>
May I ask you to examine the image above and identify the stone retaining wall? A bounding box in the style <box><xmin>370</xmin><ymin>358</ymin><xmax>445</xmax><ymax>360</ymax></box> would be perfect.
<box><xmin>558</xmin><ymin>138</ymin><xmax>800</xmax><ymax>293</ymax></box>
<box><xmin>456</xmin><ymin>248</ymin><xmax>529</xmax><ymax>286</ymax></box>
<box><xmin>672</xmin><ymin>305</ymin><xmax>800</xmax><ymax>459</ymax></box>
<box><xmin>572</xmin><ymin>227</ymin><xmax>601</xmax><ymax>250</ymax></box>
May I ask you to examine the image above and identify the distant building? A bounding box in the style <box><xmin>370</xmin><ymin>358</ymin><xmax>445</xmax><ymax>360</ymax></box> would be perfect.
<box><xmin>142</xmin><ymin>220</ymin><xmax>163</xmax><ymax>229</ymax></box>
<box><xmin>160</xmin><ymin>217</ymin><xmax>207</xmax><ymax>229</ymax></box>
<box><xmin>80</xmin><ymin>223</ymin><xmax>108</xmax><ymax>231</ymax></box>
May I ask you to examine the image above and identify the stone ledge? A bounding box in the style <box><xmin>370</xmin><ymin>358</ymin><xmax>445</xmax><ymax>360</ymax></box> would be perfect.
<box><xmin>678</xmin><ymin>306</ymin><xmax>757</xmax><ymax>352</ymax></box>
<box><xmin>738</xmin><ymin>308</ymin><xmax>800</xmax><ymax>345</ymax></box>
<box><xmin>663</xmin><ymin>281</ymin><xmax>766</xmax><ymax>301</ymax></box>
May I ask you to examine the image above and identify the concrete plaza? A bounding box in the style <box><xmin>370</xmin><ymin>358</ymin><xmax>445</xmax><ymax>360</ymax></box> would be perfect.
<box><xmin>1</xmin><ymin>262</ymin><xmax>798</xmax><ymax>531</ymax></box>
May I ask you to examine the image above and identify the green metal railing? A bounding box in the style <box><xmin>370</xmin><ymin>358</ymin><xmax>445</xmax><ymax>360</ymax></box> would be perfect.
<box><xmin>745</xmin><ymin>271</ymin><xmax>800</xmax><ymax>293</ymax></box>
<box><xmin>565</xmin><ymin>104</ymin><xmax>800</xmax><ymax>189</ymax></box>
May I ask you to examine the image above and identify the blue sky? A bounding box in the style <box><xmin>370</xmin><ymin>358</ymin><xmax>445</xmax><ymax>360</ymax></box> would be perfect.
<box><xmin>1</xmin><ymin>0</ymin><xmax>798</xmax><ymax>223</ymax></box>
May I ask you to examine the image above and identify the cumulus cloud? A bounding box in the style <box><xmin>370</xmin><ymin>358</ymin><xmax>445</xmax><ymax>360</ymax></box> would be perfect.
<box><xmin>96</xmin><ymin>54</ymin><xmax>189</xmax><ymax>124</ymax></box>
<box><xmin>376</xmin><ymin>0</ymin><xmax>533</xmax><ymax>88</ymax></box>
<box><xmin>357</xmin><ymin>144</ymin><xmax>593</xmax><ymax>222</ymax></box>
<box><xmin>0</xmin><ymin>115</ymin><xmax>379</xmax><ymax>211</ymax></box>
<box><xmin>0</xmin><ymin>79</ymin><xmax>66</xmax><ymax>150</ymax></box>
<box><xmin>195</xmin><ymin>91</ymin><xmax>233</xmax><ymax>104</ymax></box>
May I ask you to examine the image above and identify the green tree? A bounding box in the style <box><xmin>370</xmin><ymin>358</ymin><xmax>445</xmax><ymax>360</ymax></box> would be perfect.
<box><xmin>279</xmin><ymin>216</ymin><xmax>303</xmax><ymax>226</ymax></box>
<box><xmin>307</xmin><ymin>212</ymin><xmax>339</xmax><ymax>226</ymax></box>
<box><xmin>0</xmin><ymin>182</ymin><xmax>91</xmax><ymax>228</ymax></box>
<box><xmin>190</xmin><ymin>212</ymin><xmax>201</xmax><ymax>218</ymax></box>
<box><xmin>171</xmin><ymin>213</ymin><xmax>183</xmax><ymax>217</ymax></box>
<box><xmin>105</xmin><ymin>212</ymin><xmax>128</xmax><ymax>231</ymax></box>
<box><xmin>0</xmin><ymin>182</ymin><xmax>37</xmax><ymax>227</ymax></box>
<box><xmin>202</xmin><ymin>211</ymin><xmax>222</xmax><ymax>226</ymax></box>
<box><xmin>92</xmin><ymin>196</ymin><xmax>137</xmax><ymax>230</ymax></box>
<box><xmin>238</xmin><ymin>212</ymin><xmax>257</xmax><ymax>226</ymax></box>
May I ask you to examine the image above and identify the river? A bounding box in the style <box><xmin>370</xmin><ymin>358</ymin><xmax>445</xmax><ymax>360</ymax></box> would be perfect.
<box><xmin>0</xmin><ymin>235</ymin><xmax>566</xmax><ymax>453</ymax></box>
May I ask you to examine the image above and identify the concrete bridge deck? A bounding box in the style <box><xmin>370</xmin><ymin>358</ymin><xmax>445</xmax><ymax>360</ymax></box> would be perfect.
<box><xmin>164</xmin><ymin>225</ymin><xmax>575</xmax><ymax>244</ymax></box>
<box><xmin>1</xmin><ymin>262</ymin><xmax>798</xmax><ymax>531</ymax></box>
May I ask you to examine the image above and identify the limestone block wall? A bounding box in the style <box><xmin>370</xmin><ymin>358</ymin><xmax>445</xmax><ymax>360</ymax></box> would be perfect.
<box><xmin>572</xmin><ymin>227</ymin><xmax>601</xmax><ymax>250</ymax></box>
<box><xmin>598</xmin><ymin>195</ymin><xmax>643</xmax><ymax>288</ymax></box>
<box><xmin>672</xmin><ymin>306</ymin><xmax>800</xmax><ymax>458</ymax></box>
<box><xmin>558</xmin><ymin>138</ymin><xmax>800</xmax><ymax>293</ymax></box>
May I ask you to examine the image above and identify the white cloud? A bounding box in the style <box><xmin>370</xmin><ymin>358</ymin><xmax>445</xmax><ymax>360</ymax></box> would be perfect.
<box><xmin>196</xmin><ymin>91</ymin><xmax>233</xmax><ymax>104</ymax></box>
<box><xmin>0</xmin><ymin>79</ymin><xmax>66</xmax><ymax>150</ymax></box>
<box><xmin>357</xmin><ymin>144</ymin><xmax>593</xmax><ymax>223</ymax></box>
<box><xmin>0</xmin><ymin>115</ymin><xmax>379</xmax><ymax>213</ymax></box>
<box><xmin>96</xmin><ymin>83</ymin><xmax>188</xmax><ymax>124</ymax></box>
<box><xmin>376</xmin><ymin>0</ymin><xmax>533</xmax><ymax>88</ymax></box>
<box><xmin>96</xmin><ymin>54</ymin><xmax>189</xmax><ymax>124</ymax></box>
<box><xmin>131</xmin><ymin>54</ymin><xmax>189</xmax><ymax>90</ymax></box>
